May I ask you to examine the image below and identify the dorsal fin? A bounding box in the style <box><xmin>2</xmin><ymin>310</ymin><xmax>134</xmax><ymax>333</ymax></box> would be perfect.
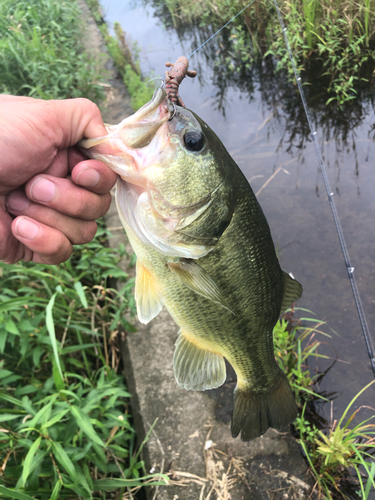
<box><xmin>280</xmin><ymin>272</ymin><xmax>303</xmax><ymax>314</ymax></box>
<box><xmin>135</xmin><ymin>261</ymin><xmax>164</xmax><ymax>324</ymax></box>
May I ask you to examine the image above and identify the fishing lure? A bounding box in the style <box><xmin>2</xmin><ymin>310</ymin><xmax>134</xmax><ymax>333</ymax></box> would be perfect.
<box><xmin>164</xmin><ymin>56</ymin><xmax>197</xmax><ymax>107</ymax></box>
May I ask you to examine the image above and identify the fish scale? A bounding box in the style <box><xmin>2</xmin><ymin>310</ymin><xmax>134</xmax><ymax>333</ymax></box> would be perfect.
<box><xmin>79</xmin><ymin>85</ymin><xmax>303</xmax><ymax>441</ymax></box>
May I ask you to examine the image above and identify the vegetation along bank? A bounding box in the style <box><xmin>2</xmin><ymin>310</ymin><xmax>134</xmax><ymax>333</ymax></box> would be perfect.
<box><xmin>1</xmin><ymin>0</ymin><xmax>375</xmax><ymax>498</ymax></box>
<box><xmin>155</xmin><ymin>0</ymin><xmax>375</xmax><ymax>106</ymax></box>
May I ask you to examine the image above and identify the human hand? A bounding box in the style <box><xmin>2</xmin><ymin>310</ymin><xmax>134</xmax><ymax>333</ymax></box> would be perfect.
<box><xmin>0</xmin><ymin>95</ymin><xmax>117</xmax><ymax>264</ymax></box>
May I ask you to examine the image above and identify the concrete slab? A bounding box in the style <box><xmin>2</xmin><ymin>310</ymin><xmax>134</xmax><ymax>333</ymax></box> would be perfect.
<box><xmin>79</xmin><ymin>3</ymin><xmax>314</xmax><ymax>498</ymax></box>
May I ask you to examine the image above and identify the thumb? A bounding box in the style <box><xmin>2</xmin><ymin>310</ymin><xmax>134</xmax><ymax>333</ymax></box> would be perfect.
<box><xmin>48</xmin><ymin>98</ymin><xmax>108</xmax><ymax>148</ymax></box>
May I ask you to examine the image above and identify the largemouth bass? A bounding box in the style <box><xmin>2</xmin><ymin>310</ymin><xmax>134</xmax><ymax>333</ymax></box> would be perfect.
<box><xmin>79</xmin><ymin>87</ymin><xmax>302</xmax><ymax>441</ymax></box>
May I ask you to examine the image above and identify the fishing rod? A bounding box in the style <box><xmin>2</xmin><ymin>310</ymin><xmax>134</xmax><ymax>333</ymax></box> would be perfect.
<box><xmin>186</xmin><ymin>0</ymin><xmax>375</xmax><ymax>377</ymax></box>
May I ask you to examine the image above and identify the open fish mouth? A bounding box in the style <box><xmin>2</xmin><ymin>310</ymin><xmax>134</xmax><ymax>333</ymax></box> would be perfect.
<box><xmin>78</xmin><ymin>87</ymin><xmax>209</xmax><ymax>257</ymax></box>
<box><xmin>77</xmin><ymin>87</ymin><xmax>171</xmax><ymax>186</ymax></box>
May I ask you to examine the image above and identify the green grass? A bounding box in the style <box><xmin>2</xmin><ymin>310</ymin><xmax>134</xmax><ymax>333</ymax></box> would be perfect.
<box><xmin>104</xmin><ymin>22</ymin><xmax>154</xmax><ymax>111</ymax></box>
<box><xmin>154</xmin><ymin>0</ymin><xmax>375</xmax><ymax>105</ymax></box>
<box><xmin>0</xmin><ymin>0</ymin><xmax>105</xmax><ymax>101</ymax></box>
<box><xmin>0</xmin><ymin>0</ymin><xmax>160</xmax><ymax>495</ymax></box>
<box><xmin>273</xmin><ymin>307</ymin><xmax>331</xmax><ymax>404</ymax></box>
<box><xmin>273</xmin><ymin>310</ymin><xmax>375</xmax><ymax>499</ymax></box>
<box><xmin>298</xmin><ymin>383</ymin><xmax>375</xmax><ymax>500</ymax></box>
<box><xmin>0</xmin><ymin>225</ymin><xmax>168</xmax><ymax>499</ymax></box>
<box><xmin>86</xmin><ymin>0</ymin><xmax>154</xmax><ymax>110</ymax></box>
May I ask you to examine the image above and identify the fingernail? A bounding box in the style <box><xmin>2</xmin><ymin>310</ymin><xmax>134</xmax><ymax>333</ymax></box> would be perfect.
<box><xmin>30</xmin><ymin>177</ymin><xmax>56</xmax><ymax>202</ymax></box>
<box><xmin>6</xmin><ymin>191</ymin><xmax>30</xmax><ymax>212</ymax></box>
<box><xmin>15</xmin><ymin>217</ymin><xmax>39</xmax><ymax>240</ymax></box>
<box><xmin>76</xmin><ymin>167</ymin><xmax>100</xmax><ymax>188</ymax></box>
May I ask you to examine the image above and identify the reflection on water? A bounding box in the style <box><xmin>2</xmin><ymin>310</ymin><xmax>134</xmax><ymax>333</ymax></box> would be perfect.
<box><xmin>101</xmin><ymin>0</ymin><xmax>375</xmax><ymax>426</ymax></box>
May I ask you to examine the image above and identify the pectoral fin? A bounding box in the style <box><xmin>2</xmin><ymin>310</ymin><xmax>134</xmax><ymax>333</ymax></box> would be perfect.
<box><xmin>168</xmin><ymin>259</ymin><xmax>234</xmax><ymax>314</ymax></box>
<box><xmin>280</xmin><ymin>272</ymin><xmax>303</xmax><ymax>314</ymax></box>
<box><xmin>174</xmin><ymin>331</ymin><xmax>226</xmax><ymax>390</ymax></box>
<box><xmin>135</xmin><ymin>261</ymin><xmax>164</xmax><ymax>324</ymax></box>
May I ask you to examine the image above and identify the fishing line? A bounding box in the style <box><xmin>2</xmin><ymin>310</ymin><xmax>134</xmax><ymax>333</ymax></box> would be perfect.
<box><xmin>188</xmin><ymin>0</ymin><xmax>257</xmax><ymax>58</ymax></box>
<box><xmin>186</xmin><ymin>0</ymin><xmax>375</xmax><ymax>376</ymax></box>
<box><xmin>271</xmin><ymin>0</ymin><xmax>375</xmax><ymax>376</ymax></box>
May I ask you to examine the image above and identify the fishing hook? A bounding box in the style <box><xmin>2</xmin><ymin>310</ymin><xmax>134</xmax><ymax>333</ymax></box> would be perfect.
<box><xmin>148</xmin><ymin>76</ymin><xmax>165</xmax><ymax>88</ymax></box>
<box><xmin>168</xmin><ymin>100</ymin><xmax>177</xmax><ymax>121</ymax></box>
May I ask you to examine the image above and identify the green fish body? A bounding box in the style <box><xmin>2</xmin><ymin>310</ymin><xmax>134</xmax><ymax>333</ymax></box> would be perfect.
<box><xmin>79</xmin><ymin>88</ymin><xmax>302</xmax><ymax>440</ymax></box>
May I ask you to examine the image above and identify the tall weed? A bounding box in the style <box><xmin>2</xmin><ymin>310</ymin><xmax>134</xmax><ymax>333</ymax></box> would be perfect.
<box><xmin>274</xmin><ymin>310</ymin><xmax>375</xmax><ymax>499</ymax></box>
<box><xmin>87</xmin><ymin>0</ymin><xmax>154</xmax><ymax>110</ymax></box>
<box><xmin>0</xmin><ymin>224</ymin><xmax>168</xmax><ymax>498</ymax></box>
<box><xmin>152</xmin><ymin>0</ymin><xmax>375</xmax><ymax>105</ymax></box>
<box><xmin>0</xmin><ymin>0</ymin><xmax>105</xmax><ymax>101</ymax></box>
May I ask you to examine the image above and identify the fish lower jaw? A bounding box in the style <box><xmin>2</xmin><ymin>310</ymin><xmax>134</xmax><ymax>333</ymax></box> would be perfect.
<box><xmin>119</xmin><ymin>173</ymin><xmax>147</xmax><ymax>190</ymax></box>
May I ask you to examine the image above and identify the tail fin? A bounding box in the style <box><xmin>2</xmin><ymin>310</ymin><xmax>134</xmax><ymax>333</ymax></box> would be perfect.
<box><xmin>231</xmin><ymin>369</ymin><xmax>297</xmax><ymax>441</ymax></box>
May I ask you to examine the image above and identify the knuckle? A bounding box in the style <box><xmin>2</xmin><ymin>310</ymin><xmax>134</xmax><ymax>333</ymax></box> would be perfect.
<box><xmin>46</xmin><ymin>237</ymin><xmax>64</xmax><ymax>258</ymax></box>
<box><xmin>60</xmin><ymin>245</ymin><xmax>73</xmax><ymax>263</ymax></box>
<box><xmin>72</xmin><ymin>189</ymin><xmax>86</xmax><ymax>218</ymax></box>
<box><xmin>44</xmin><ymin>233</ymin><xmax>72</xmax><ymax>263</ymax></box>
<box><xmin>100</xmin><ymin>193</ymin><xmax>112</xmax><ymax>216</ymax></box>
<box><xmin>77</xmin><ymin>98</ymin><xmax>101</xmax><ymax>120</ymax></box>
<box><xmin>83</xmin><ymin>221</ymin><xmax>98</xmax><ymax>242</ymax></box>
<box><xmin>48</xmin><ymin>244</ymin><xmax>73</xmax><ymax>265</ymax></box>
<box><xmin>1</xmin><ymin>253</ymin><xmax>17</xmax><ymax>264</ymax></box>
<box><xmin>71</xmin><ymin>221</ymin><xmax>97</xmax><ymax>245</ymax></box>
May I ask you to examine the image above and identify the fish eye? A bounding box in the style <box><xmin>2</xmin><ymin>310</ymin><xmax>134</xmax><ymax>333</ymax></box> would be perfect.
<box><xmin>183</xmin><ymin>130</ymin><xmax>204</xmax><ymax>152</ymax></box>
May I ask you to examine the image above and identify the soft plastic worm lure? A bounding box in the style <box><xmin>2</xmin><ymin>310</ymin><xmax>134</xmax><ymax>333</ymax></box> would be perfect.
<box><xmin>164</xmin><ymin>56</ymin><xmax>197</xmax><ymax>107</ymax></box>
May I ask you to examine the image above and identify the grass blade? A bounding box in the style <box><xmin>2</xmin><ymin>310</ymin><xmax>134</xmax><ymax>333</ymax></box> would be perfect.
<box><xmin>0</xmin><ymin>486</ymin><xmax>36</xmax><ymax>500</ymax></box>
<box><xmin>364</xmin><ymin>461</ymin><xmax>375</xmax><ymax>498</ymax></box>
<box><xmin>70</xmin><ymin>404</ymin><xmax>104</xmax><ymax>447</ymax></box>
<box><xmin>92</xmin><ymin>476</ymin><xmax>169</xmax><ymax>490</ymax></box>
<box><xmin>22</xmin><ymin>436</ymin><xmax>42</xmax><ymax>487</ymax></box>
<box><xmin>50</xmin><ymin>480</ymin><xmax>62</xmax><ymax>500</ymax></box>
<box><xmin>0</xmin><ymin>414</ymin><xmax>23</xmax><ymax>422</ymax></box>
<box><xmin>50</xmin><ymin>441</ymin><xmax>79</xmax><ymax>483</ymax></box>
<box><xmin>45</xmin><ymin>292</ymin><xmax>63</xmax><ymax>380</ymax></box>
<box><xmin>0</xmin><ymin>297</ymin><xmax>48</xmax><ymax>312</ymax></box>
<box><xmin>0</xmin><ymin>392</ymin><xmax>22</xmax><ymax>406</ymax></box>
<box><xmin>74</xmin><ymin>281</ymin><xmax>88</xmax><ymax>308</ymax></box>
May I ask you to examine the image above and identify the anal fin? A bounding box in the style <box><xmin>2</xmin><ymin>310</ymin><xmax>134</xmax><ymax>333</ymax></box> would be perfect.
<box><xmin>135</xmin><ymin>260</ymin><xmax>164</xmax><ymax>324</ymax></box>
<box><xmin>173</xmin><ymin>331</ymin><xmax>226</xmax><ymax>391</ymax></box>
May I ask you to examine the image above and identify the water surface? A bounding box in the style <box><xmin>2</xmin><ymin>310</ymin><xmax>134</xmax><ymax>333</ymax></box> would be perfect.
<box><xmin>101</xmin><ymin>0</ymin><xmax>375</xmax><ymax>424</ymax></box>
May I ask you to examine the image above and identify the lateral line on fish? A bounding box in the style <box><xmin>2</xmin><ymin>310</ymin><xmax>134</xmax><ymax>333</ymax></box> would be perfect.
<box><xmin>273</xmin><ymin>0</ymin><xmax>375</xmax><ymax>377</ymax></box>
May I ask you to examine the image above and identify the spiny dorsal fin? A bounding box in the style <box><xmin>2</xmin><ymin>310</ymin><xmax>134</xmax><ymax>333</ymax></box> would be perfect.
<box><xmin>280</xmin><ymin>272</ymin><xmax>303</xmax><ymax>314</ymax></box>
<box><xmin>167</xmin><ymin>259</ymin><xmax>234</xmax><ymax>314</ymax></box>
<box><xmin>173</xmin><ymin>331</ymin><xmax>226</xmax><ymax>390</ymax></box>
<box><xmin>135</xmin><ymin>260</ymin><xmax>164</xmax><ymax>324</ymax></box>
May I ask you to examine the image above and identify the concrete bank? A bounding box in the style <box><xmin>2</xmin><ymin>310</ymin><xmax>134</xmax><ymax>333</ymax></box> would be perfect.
<box><xmin>79</xmin><ymin>2</ymin><xmax>314</xmax><ymax>498</ymax></box>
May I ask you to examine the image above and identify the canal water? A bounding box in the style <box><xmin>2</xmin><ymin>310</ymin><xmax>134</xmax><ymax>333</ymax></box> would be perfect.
<box><xmin>100</xmin><ymin>0</ymin><xmax>375</xmax><ymax>425</ymax></box>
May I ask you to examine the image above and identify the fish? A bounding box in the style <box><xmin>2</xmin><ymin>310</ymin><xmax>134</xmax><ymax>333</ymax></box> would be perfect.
<box><xmin>78</xmin><ymin>86</ymin><xmax>302</xmax><ymax>441</ymax></box>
